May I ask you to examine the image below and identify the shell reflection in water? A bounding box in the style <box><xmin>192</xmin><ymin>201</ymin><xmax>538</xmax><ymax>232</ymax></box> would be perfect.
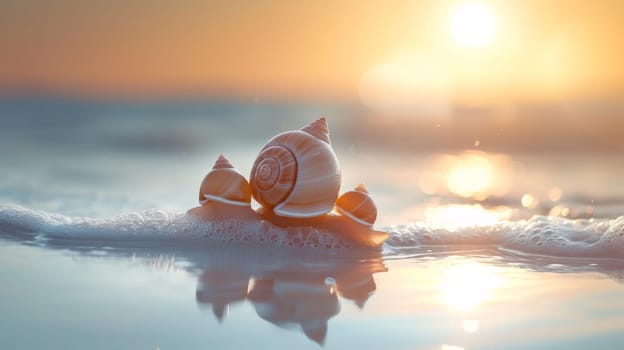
<box><xmin>195</xmin><ymin>248</ymin><xmax>387</xmax><ymax>345</ymax></box>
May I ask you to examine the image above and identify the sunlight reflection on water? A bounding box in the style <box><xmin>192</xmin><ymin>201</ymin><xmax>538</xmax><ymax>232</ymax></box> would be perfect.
<box><xmin>440</xmin><ymin>262</ymin><xmax>503</xmax><ymax>311</ymax></box>
<box><xmin>2</xmin><ymin>234</ymin><xmax>624</xmax><ymax>349</ymax></box>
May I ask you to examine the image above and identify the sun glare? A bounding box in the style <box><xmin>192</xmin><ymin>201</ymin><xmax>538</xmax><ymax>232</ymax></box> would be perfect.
<box><xmin>425</xmin><ymin>204</ymin><xmax>510</xmax><ymax>229</ymax></box>
<box><xmin>450</xmin><ymin>2</ymin><xmax>496</xmax><ymax>48</ymax></box>
<box><xmin>440</xmin><ymin>263</ymin><xmax>502</xmax><ymax>310</ymax></box>
<box><xmin>418</xmin><ymin>151</ymin><xmax>514</xmax><ymax>201</ymax></box>
<box><xmin>445</xmin><ymin>155</ymin><xmax>493</xmax><ymax>200</ymax></box>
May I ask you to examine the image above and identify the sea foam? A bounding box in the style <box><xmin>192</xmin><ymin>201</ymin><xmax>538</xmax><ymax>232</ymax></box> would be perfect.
<box><xmin>1</xmin><ymin>205</ymin><xmax>623</xmax><ymax>258</ymax></box>
<box><xmin>0</xmin><ymin>205</ymin><xmax>353</xmax><ymax>248</ymax></box>
<box><xmin>386</xmin><ymin>215</ymin><xmax>624</xmax><ymax>258</ymax></box>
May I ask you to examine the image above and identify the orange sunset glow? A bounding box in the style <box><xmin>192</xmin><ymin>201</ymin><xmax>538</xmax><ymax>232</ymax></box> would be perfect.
<box><xmin>1</xmin><ymin>0</ymin><xmax>624</xmax><ymax>103</ymax></box>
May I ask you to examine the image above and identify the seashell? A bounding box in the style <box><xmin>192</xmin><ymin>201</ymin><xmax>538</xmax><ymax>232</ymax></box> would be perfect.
<box><xmin>199</xmin><ymin>154</ymin><xmax>251</xmax><ymax>206</ymax></box>
<box><xmin>250</xmin><ymin>117</ymin><xmax>341</xmax><ymax>218</ymax></box>
<box><xmin>334</xmin><ymin>183</ymin><xmax>377</xmax><ymax>227</ymax></box>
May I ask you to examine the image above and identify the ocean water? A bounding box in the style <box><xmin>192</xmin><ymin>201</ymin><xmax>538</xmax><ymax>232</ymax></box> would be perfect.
<box><xmin>1</xmin><ymin>97</ymin><xmax>624</xmax><ymax>349</ymax></box>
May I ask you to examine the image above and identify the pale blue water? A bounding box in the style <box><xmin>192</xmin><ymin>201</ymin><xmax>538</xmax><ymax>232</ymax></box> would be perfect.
<box><xmin>1</xmin><ymin>97</ymin><xmax>624</xmax><ymax>349</ymax></box>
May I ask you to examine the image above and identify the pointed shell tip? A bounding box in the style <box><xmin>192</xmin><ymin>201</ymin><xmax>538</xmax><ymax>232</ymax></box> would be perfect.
<box><xmin>355</xmin><ymin>183</ymin><xmax>369</xmax><ymax>193</ymax></box>
<box><xmin>301</xmin><ymin>118</ymin><xmax>330</xmax><ymax>143</ymax></box>
<box><xmin>213</xmin><ymin>154</ymin><xmax>234</xmax><ymax>169</ymax></box>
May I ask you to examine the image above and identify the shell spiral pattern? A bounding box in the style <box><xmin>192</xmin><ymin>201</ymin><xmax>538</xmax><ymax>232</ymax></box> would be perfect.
<box><xmin>250</xmin><ymin>118</ymin><xmax>341</xmax><ymax>218</ymax></box>
<box><xmin>251</xmin><ymin>146</ymin><xmax>297</xmax><ymax>208</ymax></box>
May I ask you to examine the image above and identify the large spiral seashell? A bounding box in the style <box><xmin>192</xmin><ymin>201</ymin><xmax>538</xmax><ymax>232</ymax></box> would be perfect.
<box><xmin>199</xmin><ymin>155</ymin><xmax>251</xmax><ymax>206</ymax></box>
<box><xmin>250</xmin><ymin>117</ymin><xmax>341</xmax><ymax>218</ymax></box>
<box><xmin>334</xmin><ymin>183</ymin><xmax>377</xmax><ymax>227</ymax></box>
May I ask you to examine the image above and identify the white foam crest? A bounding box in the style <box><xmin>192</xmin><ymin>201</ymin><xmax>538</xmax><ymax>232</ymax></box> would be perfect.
<box><xmin>0</xmin><ymin>204</ymin><xmax>187</xmax><ymax>239</ymax></box>
<box><xmin>1</xmin><ymin>205</ymin><xmax>624</xmax><ymax>257</ymax></box>
<box><xmin>385</xmin><ymin>215</ymin><xmax>624</xmax><ymax>258</ymax></box>
<box><xmin>0</xmin><ymin>205</ymin><xmax>353</xmax><ymax>248</ymax></box>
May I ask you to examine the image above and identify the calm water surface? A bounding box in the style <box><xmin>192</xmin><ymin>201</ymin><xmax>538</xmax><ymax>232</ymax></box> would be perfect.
<box><xmin>2</xmin><ymin>240</ymin><xmax>623</xmax><ymax>350</ymax></box>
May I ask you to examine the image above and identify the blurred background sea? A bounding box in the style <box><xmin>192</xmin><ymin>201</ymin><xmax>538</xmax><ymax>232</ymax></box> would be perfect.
<box><xmin>1</xmin><ymin>94</ymin><xmax>623</xmax><ymax>227</ymax></box>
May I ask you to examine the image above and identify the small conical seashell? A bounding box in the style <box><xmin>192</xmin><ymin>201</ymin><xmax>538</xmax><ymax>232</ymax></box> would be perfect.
<box><xmin>300</xmin><ymin>117</ymin><xmax>330</xmax><ymax>144</ymax></box>
<box><xmin>334</xmin><ymin>183</ymin><xmax>377</xmax><ymax>227</ymax></box>
<box><xmin>199</xmin><ymin>155</ymin><xmax>251</xmax><ymax>206</ymax></box>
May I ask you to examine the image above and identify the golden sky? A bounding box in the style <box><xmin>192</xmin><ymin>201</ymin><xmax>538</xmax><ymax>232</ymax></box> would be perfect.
<box><xmin>1</xmin><ymin>0</ymin><xmax>623</xmax><ymax>103</ymax></box>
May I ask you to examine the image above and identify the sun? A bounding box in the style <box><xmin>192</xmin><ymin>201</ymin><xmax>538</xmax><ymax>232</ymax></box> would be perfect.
<box><xmin>450</xmin><ymin>2</ymin><xmax>497</xmax><ymax>48</ymax></box>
